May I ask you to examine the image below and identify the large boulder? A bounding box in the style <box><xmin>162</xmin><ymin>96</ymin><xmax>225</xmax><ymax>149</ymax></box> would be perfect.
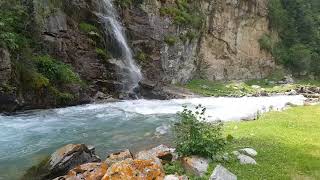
<box><xmin>102</xmin><ymin>159</ymin><xmax>165</xmax><ymax>179</ymax></box>
<box><xmin>49</xmin><ymin>144</ymin><xmax>101</xmax><ymax>176</ymax></box>
<box><xmin>23</xmin><ymin>144</ymin><xmax>100</xmax><ymax>179</ymax></box>
<box><xmin>210</xmin><ymin>165</ymin><xmax>237</xmax><ymax>180</ymax></box>
<box><xmin>181</xmin><ymin>156</ymin><xmax>209</xmax><ymax>176</ymax></box>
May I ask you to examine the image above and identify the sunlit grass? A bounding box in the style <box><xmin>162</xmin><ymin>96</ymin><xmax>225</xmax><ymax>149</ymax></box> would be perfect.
<box><xmin>220</xmin><ymin>105</ymin><xmax>320</xmax><ymax>179</ymax></box>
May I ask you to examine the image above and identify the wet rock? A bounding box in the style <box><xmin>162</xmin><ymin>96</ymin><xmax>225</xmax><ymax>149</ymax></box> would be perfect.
<box><xmin>239</xmin><ymin>148</ymin><xmax>257</xmax><ymax>157</ymax></box>
<box><xmin>182</xmin><ymin>156</ymin><xmax>209</xmax><ymax>176</ymax></box>
<box><xmin>210</xmin><ymin>165</ymin><xmax>237</xmax><ymax>180</ymax></box>
<box><xmin>49</xmin><ymin>144</ymin><xmax>101</xmax><ymax>177</ymax></box>
<box><xmin>155</xmin><ymin>124</ymin><xmax>171</xmax><ymax>136</ymax></box>
<box><xmin>54</xmin><ymin>162</ymin><xmax>108</xmax><ymax>180</ymax></box>
<box><xmin>105</xmin><ymin>149</ymin><xmax>133</xmax><ymax>166</ymax></box>
<box><xmin>102</xmin><ymin>159</ymin><xmax>164</xmax><ymax>179</ymax></box>
<box><xmin>135</xmin><ymin>144</ymin><xmax>175</xmax><ymax>164</ymax></box>
<box><xmin>237</xmin><ymin>154</ymin><xmax>257</xmax><ymax>165</ymax></box>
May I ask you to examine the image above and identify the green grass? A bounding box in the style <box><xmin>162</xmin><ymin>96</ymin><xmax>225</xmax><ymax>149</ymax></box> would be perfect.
<box><xmin>183</xmin><ymin>79</ymin><xmax>320</xmax><ymax>97</ymax></box>
<box><xmin>220</xmin><ymin>105</ymin><xmax>320</xmax><ymax>179</ymax></box>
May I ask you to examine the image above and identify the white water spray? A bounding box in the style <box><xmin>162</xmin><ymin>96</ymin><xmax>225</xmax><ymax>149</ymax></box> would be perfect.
<box><xmin>95</xmin><ymin>0</ymin><xmax>142</xmax><ymax>92</ymax></box>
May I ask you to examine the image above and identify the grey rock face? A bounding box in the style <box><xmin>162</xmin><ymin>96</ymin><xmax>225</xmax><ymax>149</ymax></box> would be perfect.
<box><xmin>0</xmin><ymin>48</ymin><xmax>11</xmax><ymax>85</ymax></box>
<box><xmin>239</xmin><ymin>148</ymin><xmax>258</xmax><ymax>157</ymax></box>
<box><xmin>210</xmin><ymin>165</ymin><xmax>237</xmax><ymax>180</ymax></box>
<box><xmin>237</xmin><ymin>154</ymin><xmax>257</xmax><ymax>165</ymax></box>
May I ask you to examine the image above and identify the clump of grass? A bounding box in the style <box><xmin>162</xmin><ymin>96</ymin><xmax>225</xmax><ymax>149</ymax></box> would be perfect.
<box><xmin>164</xmin><ymin>35</ymin><xmax>177</xmax><ymax>46</ymax></box>
<box><xmin>79</xmin><ymin>22</ymin><xmax>98</xmax><ymax>33</ymax></box>
<box><xmin>95</xmin><ymin>48</ymin><xmax>111</xmax><ymax>61</ymax></box>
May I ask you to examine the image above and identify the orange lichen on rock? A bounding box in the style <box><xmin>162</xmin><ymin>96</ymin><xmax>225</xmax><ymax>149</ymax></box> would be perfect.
<box><xmin>102</xmin><ymin>159</ymin><xmax>165</xmax><ymax>180</ymax></box>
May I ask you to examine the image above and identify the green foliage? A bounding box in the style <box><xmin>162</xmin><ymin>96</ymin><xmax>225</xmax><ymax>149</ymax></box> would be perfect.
<box><xmin>268</xmin><ymin>0</ymin><xmax>320</xmax><ymax>76</ymax></box>
<box><xmin>258</xmin><ymin>34</ymin><xmax>273</xmax><ymax>52</ymax></box>
<box><xmin>163</xmin><ymin>161</ymin><xmax>185</xmax><ymax>175</ymax></box>
<box><xmin>160</xmin><ymin>0</ymin><xmax>203</xmax><ymax>29</ymax></box>
<box><xmin>0</xmin><ymin>0</ymin><xmax>29</xmax><ymax>50</ymax></box>
<box><xmin>33</xmin><ymin>55</ymin><xmax>82</xmax><ymax>85</ymax></box>
<box><xmin>164</xmin><ymin>35</ymin><xmax>177</xmax><ymax>46</ymax></box>
<box><xmin>96</xmin><ymin>48</ymin><xmax>111</xmax><ymax>61</ymax></box>
<box><xmin>49</xmin><ymin>87</ymin><xmax>75</xmax><ymax>105</ymax></box>
<box><xmin>136</xmin><ymin>51</ymin><xmax>148</xmax><ymax>64</ymax></box>
<box><xmin>174</xmin><ymin>105</ymin><xmax>226</xmax><ymax>158</ymax></box>
<box><xmin>79</xmin><ymin>22</ymin><xmax>98</xmax><ymax>33</ymax></box>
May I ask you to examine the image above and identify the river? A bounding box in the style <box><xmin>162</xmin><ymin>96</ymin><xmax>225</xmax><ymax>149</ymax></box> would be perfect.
<box><xmin>0</xmin><ymin>95</ymin><xmax>305</xmax><ymax>179</ymax></box>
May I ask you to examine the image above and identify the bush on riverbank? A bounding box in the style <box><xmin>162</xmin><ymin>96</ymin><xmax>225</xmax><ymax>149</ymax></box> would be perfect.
<box><xmin>174</xmin><ymin>105</ymin><xmax>226</xmax><ymax>158</ymax></box>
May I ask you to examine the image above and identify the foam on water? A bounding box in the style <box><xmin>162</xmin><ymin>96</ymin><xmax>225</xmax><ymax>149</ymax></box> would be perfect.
<box><xmin>0</xmin><ymin>95</ymin><xmax>305</xmax><ymax>179</ymax></box>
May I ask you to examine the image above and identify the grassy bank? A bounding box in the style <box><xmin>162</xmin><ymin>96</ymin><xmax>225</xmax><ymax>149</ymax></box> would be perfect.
<box><xmin>219</xmin><ymin>105</ymin><xmax>320</xmax><ymax>179</ymax></box>
<box><xmin>183</xmin><ymin>79</ymin><xmax>320</xmax><ymax>97</ymax></box>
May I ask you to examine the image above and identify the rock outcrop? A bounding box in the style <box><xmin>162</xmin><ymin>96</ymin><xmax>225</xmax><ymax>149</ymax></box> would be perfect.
<box><xmin>199</xmin><ymin>0</ymin><xmax>275</xmax><ymax>81</ymax></box>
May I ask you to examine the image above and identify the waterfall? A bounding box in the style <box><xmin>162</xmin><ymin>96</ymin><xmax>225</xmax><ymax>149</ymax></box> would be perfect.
<box><xmin>95</xmin><ymin>0</ymin><xmax>142</xmax><ymax>94</ymax></box>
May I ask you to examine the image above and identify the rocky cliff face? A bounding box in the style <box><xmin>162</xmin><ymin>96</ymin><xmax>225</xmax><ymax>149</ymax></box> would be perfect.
<box><xmin>0</xmin><ymin>0</ymin><xmax>275</xmax><ymax>112</ymax></box>
<box><xmin>199</xmin><ymin>0</ymin><xmax>275</xmax><ymax>81</ymax></box>
<box><xmin>122</xmin><ymin>0</ymin><xmax>275</xmax><ymax>83</ymax></box>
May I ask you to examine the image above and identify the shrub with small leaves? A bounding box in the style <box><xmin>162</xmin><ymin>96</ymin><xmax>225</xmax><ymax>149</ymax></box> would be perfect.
<box><xmin>174</xmin><ymin>105</ymin><xmax>226</xmax><ymax>158</ymax></box>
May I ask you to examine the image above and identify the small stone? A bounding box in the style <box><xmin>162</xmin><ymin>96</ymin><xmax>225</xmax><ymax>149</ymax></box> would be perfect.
<box><xmin>251</xmin><ymin>85</ymin><xmax>261</xmax><ymax>89</ymax></box>
<box><xmin>232</xmin><ymin>151</ymin><xmax>240</xmax><ymax>156</ymax></box>
<box><xmin>164</xmin><ymin>174</ymin><xmax>188</xmax><ymax>180</ymax></box>
<box><xmin>182</xmin><ymin>156</ymin><xmax>209</xmax><ymax>176</ymax></box>
<box><xmin>105</xmin><ymin>149</ymin><xmax>133</xmax><ymax>166</ymax></box>
<box><xmin>237</xmin><ymin>154</ymin><xmax>257</xmax><ymax>165</ymax></box>
<box><xmin>210</xmin><ymin>165</ymin><xmax>237</xmax><ymax>180</ymax></box>
<box><xmin>239</xmin><ymin>148</ymin><xmax>257</xmax><ymax>157</ymax></box>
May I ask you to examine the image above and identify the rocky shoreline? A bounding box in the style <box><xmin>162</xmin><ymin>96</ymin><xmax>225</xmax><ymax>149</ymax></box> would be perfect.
<box><xmin>25</xmin><ymin>143</ymin><xmax>254</xmax><ymax>180</ymax></box>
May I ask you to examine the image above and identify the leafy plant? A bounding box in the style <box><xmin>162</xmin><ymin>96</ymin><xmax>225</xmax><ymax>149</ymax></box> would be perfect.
<box><xmin>174</xmin><ymin>105</ymin><xmax>226</xmax><ymax>158</ymax></box>
<box><xmin>33</xmin><ymin>55</ymin><xmax>82</xmax><ymax>85</ymax></box>
<box><xmin>79</xmin><ymin>22</ymin><xmax>98</xmax><ymax>33</ymax></box>
<box><xmin>163</xmin><ymin>161</ymin><xmax>185</xmax><ymax>175</ymax></box>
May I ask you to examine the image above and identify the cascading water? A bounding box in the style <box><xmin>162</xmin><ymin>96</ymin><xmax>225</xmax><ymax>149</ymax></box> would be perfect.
<box><xmin>95</xmin><ymin>0</ymin><xmax>142</xmax><ymax>95</ymax></box>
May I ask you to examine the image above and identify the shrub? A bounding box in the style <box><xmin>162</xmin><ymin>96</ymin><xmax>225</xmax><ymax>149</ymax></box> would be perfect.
<box><xmin>259</xmin><ymin>34</ymin><xmax>273</xmax><ymax>52</ymax></box>
<box><xmin>0</xmin><ymin>0</ymin><xmax>29</xmax><ymax>50</ymax></box>
<box><xmin>159</xmin><ymin>0</ymin><xmax>203</xmax><ymax>29</ymax></box>
<box><xmin>33</xmin><ymin>55</ymin><xmax>82</xmax><ymax>85</ymax></box>
<box><xmin>174</xmin><ymin>105</ymin><xmax>226</xmax><ymax>158</ymax></box>
<box><xmin>164</xmin><ymin>35</ymin><xmax>177</xmax><ymax>46</ymax></box>
<box><xmin>79</xmin><ymin>22</ymin><xmax>98</xmax><ymax>33</ymax></box>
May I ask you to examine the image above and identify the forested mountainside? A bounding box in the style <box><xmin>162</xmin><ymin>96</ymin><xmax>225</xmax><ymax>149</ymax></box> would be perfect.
<box><xmin>0</xmin><ymin>0</ymin><xmax>319</xmax><ymax>112</ymax></box>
